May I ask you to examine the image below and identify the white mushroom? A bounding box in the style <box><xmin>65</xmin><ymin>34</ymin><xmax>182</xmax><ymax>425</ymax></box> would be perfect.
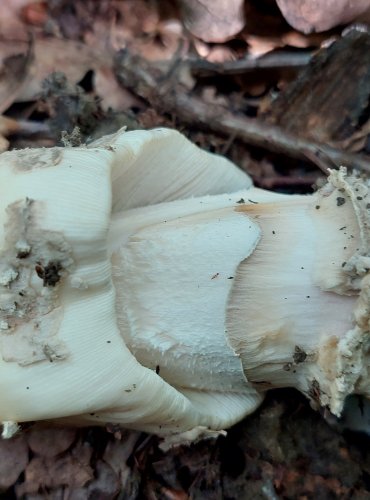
<box><xmin>0</xmin><ymin>127</ymin><xmax>369</xmax><ymax>440</ymax></box>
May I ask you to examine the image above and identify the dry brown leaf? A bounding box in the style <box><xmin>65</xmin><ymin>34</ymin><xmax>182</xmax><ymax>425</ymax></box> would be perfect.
<box><xmin>27</xmin><ymin>426</ymin><xmax>77</xmax><ymax>458</ymax></box>
<box><xmin>178</xmin><ymin>0</ymin><xmax>245</xmax><ymax>42</ymax></box>
<box><xmin>111</xmin><ymin>0</ymin><xmax>160</xmax><ymax>46</ymax></box>
<box><xmin>244</xmin><ymin>34</ymin><xmax>284</xmax><ymax>58</ymax></box>
<box><xmin>0</xmin><ymin>39</ymin><xmax>33</xmax><ymax>113</ymax></box>
<box><xmin>281</xmin><ymin>30</ymin><xmax>327</xmax><ymax>48</ymax></box>
<box><xmin>85</xmin><ymin>460</ymin><xmax>120</xmax><ymax>498</ymax></box>
<box><xmin>0</xmin><ymin>0</ymin><xmax>35</xmax><ymax>38</ymax></box>
<box><xmin>16</xmin><ymin>440</ymin><xmax>93</xmax><ymax>496</ymax></box>
<box><xmin>18</xmin><ymin>38</ymin><xmax>108</xmax><ymax>101</ymax></box>
<box><xmin>133</xmin><ymin>20</ymin><xmax>185</xmax><ymax>61</ymax></box>
<box><xmin>202</xmin><ymin>45</ymin><xmax>237</xmax><ymax>63</ymax></box>
<box><xmin>0</xmin><ymin>434</ymin><xmax>28</xmax><ymax>490</ymax></box>
<box><xmin>276</xmin><ymin>0</ymin><xmax>370</xmax><ymax>33</ymax></box>
<box><xmin>103</xmin><ymin>432</ymin><xmax>141</xmax><ymax>490</ymax></box>
<box><xmin>64</xmin><ymin>460</ymin><xmax>120</xmax><ymax>499</ymax></box>
<box><xmin>94</xmin><ymin>66</ymin><xmax>143</xmax><ymax>111</ymax></box>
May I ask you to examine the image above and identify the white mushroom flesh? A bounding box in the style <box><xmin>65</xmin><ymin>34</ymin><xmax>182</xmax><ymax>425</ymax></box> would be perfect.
<box><xmin>0</xmin><ymin>127</ymin><xmax>368</xmax><ymax>439</ymax></box>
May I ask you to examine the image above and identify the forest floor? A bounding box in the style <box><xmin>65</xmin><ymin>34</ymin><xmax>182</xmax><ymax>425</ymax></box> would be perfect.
<box><xmin>1</xmin><ymin>1</ymin><xmax>370</xmax><ymax>498</ymax></box>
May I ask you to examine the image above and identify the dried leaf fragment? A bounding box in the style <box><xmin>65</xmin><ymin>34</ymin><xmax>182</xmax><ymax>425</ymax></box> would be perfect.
<box><xmin>27</xmin><ymin>426</ymin><xmax>76</xmax><ymax>457</ymax></box>
<box><xmin>0</xmin><ymin>434</ymin><xmax>28</xmax><ymax>490</ymax></box>
<box><xmin>276</xmin><ymin>0</ymin><xmax>370</xmax><ymax>33</ymax></box>
<box><xmin>0</xmin><ymin>37</ymin><xmax>33</xmax><ymax>114</ymax></box>
<box><xmin>16</xmin><ymin>440</ymin><xmax>93</xmax><ymax>495</ymax></box>
<box><xmin>178</xmin><ymin>0</ymin><xmax>245</xmax><ymax>42</ymax></box>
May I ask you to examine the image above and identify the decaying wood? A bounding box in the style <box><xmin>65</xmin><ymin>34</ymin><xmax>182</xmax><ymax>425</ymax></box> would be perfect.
<box><xmin>114</xmin><ymin>50</ymin><xmax>370</xmax><ymax>174</ymax></box>
<box><xmin>263</xmin><ymin>29</ymin><xmax>370</xmax><ymax>150</ymax></box>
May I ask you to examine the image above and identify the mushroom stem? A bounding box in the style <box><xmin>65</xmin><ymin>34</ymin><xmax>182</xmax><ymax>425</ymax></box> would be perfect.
<box><xmin>0</xmin><ymin>127</ymin><xmax>369</xmax><ymax>439</ymax></box>
<box><xmin>108</xmin><ymin>168</ymin><xmax>369</xmax><ymax>419</ymax></box>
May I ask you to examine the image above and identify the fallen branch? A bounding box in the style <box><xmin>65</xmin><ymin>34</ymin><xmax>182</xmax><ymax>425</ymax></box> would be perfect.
<box><xmin>114</xmin><ymin>51</ymin><xmax>370</xmax><ymax>174</ymax></box>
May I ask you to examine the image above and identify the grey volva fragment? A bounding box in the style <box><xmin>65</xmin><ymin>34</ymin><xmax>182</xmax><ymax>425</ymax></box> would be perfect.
<box><xmin>0</xmin><ymin>198</ymin><xmax>73</xmax><ymax>366</ymax></box>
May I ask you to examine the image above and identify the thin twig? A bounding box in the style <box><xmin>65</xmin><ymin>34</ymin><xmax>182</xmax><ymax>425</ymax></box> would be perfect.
<box><xmin>189</xmin><ymin>51</ymin><xmax>312</xmax><ymax>78</ymax></box>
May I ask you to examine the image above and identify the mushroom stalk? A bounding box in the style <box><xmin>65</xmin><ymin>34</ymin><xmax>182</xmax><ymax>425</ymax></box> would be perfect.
<box><xmin>0</xmin><ymin>127</ymin><xmax>368</xmax><ymax>440</ymax></box>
